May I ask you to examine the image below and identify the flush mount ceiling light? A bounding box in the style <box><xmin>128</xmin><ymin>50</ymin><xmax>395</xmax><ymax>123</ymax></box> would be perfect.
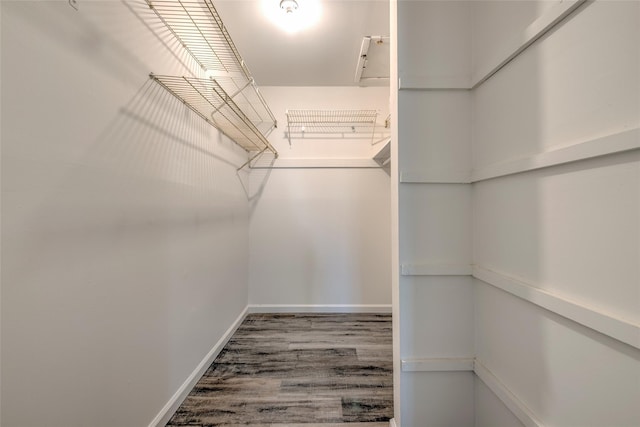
<box><xmin>262</xmin><ymin>0</ymin><xmax>321</xmax><ymax>34</ymax></box>
<box><xmin>280</xmin><ymin>0</ymin><xmax>298</xmax><ymax>14</ymax></box>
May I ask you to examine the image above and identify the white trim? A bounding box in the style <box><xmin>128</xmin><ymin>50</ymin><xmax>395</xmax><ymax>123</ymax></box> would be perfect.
<box><xmin>399</xmin><ymin>129</ymin><xmax>640</xmax><ymax>185</ymax></box>
<box><xmin>401</xmin><ymin>358</ymin><xmax>474</xmax><ymax>372</ymax></box>
<box><xmin>147</xmin><ymin>307</ymin><xmax>249</xmax><ymax>427</ymax></box>
<box><xmin>389</xmin><ymin>418</ymin><xmax>398</xmax><ymax>427</ymax></box>
<box><xmin>401</xmin><ymin>263</ymin><xmax>472</xmax><ymax>276</ymax></box>
<box><xmin>400</xmin><ymin>170</ymin><xmax>471</xmax><ymax>184</ymax></box>
<box><xmin>473</xmin><ymin>266</ymin><xmax>640</xmax><ymax>349</ymax></box>
<box><xmin>471</xmin><ymin>0</ymin><xmax>588</xmax><ymax>88</ymax></box>
<box><xmin>247</xmin><ymin>304</ymin><xmax>392</xmax><ymax>313</ymax></box>
<box><xmin>250</xmin><ymin>158</ymin><xmax>380</xmax><ymax>169</ymax></box>
<box><xmin>398</xmin><ymin>1</ymin><xmax>587</xmax><ymax>91</ymax></box>
<box><xmin>471</xmin><ymin>128</ymin><xmax>640</xmax><ymax>182</ymax></box>
<box><xmin>474</xmin><ymin>360</ymin><xmax>544</xmax><ymax>427</ymax></box>
<box><xmin>399</xmin><ymin>357</ymin><xmax>546</xmax><ymax>426</ymax></box>
<box><xmin>398</xmin><ymin>74</ymin><xmax>471</xmax><ymax>90</ymax></box>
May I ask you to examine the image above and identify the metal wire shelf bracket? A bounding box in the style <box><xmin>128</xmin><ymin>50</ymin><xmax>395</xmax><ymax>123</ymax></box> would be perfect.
<box><xmin>151</xmin><ymin>74</ymin><xmax>277</xmax><ymax>157</ymax></box>
<box><xmin>146</xmin><ymin>0</ymin><xmax>277</xmax><ymax>156</ymax></box>
<box><xmin>285</xmin><ymin>109</ymin><xmax>379</xmax><ymax>146</ymax></box>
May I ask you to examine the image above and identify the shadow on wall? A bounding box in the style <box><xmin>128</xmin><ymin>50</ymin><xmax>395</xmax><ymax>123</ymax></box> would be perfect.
<box><xmin>470</xmin><ymin>1</ymin><xmax>640</xmax><ymax>424</ymax></box>
<box><xmin>2</xmin><ymin>61</ymin><xmax>249</xmax><ymax>427</ymax></box>
<box><xmin>237</xmin><ymin>150</ymin><xmax>277</xmax><ymax>217</ymax></box>
<box><xmin>2</xmin><ymin>1</ymin><xmax>255</xmax><ymax>425</ymax></box>
<box><xmin>472</xmin><ymin>0</ymin><xmax>551</xmax><ymax>422</ymax></box>
<box><xmin>94</xmin><ymin>79</ymin><xmax>242</xmax><ymax>175</ymax></box>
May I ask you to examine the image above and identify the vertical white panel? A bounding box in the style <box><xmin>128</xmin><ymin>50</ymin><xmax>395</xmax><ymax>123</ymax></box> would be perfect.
<box><xmin>398</xmin><ymin>90</ymin><xmax>471</xmax><ymax>177</ymax></box>
<box><xmin>396</xmin><ymin>1</ymin><xmax>473</xmax><ymax>425</ymax></box>
<box><xmin>390</xmin><ymin>2</ymin><xmax>402</xmax><ymax>425</ymax></box>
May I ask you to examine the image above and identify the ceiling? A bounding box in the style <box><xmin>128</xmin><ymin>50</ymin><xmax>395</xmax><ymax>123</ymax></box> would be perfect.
<box><xmin>213</xmin><ymin>0</ymin><xmax>390</xmax><ymax>87</ymax></box>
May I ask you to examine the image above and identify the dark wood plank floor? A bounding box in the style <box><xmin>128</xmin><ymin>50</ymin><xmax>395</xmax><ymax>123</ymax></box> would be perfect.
<box><xmin>167</xmin><ymin>313</ymin><xmax>393</xmax><ymax>427</ymax></box>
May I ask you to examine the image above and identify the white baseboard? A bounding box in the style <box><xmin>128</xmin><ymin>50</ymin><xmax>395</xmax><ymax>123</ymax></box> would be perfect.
<box><xmin>247</xmin><ymin>304</ymin><xmax>392</xmax><ymax>313</ymax></box>
<box><xmin>147</xmin><ymin>306</ymin><xmax>249</xmax><ymax>427</ymax></box>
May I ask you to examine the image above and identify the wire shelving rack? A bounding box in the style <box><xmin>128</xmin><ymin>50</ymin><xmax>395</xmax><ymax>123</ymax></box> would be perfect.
<box><xmin>146</xmin><ymin>0</ymin><xmax>277</xmax><ymax>157</ymax></box>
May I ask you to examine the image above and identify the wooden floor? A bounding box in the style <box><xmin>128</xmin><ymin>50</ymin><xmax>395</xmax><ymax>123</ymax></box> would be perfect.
<box><xmin>167</xmin><ymin>313</ymin><xmax>393</xmax><ymax>427</ymax></box>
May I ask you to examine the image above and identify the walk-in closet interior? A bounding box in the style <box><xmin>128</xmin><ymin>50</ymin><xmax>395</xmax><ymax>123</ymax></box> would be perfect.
<box><xmin>1</xmin><ymin>0</ymin><xmax>639</xmax><ymax>426</ymax></box>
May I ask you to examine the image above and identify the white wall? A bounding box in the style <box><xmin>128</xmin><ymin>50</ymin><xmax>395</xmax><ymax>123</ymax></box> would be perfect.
<box><xmin>248</xmin><ymin>167</ymin><xmax>391</xmax><ymax>306</ymax></box>
<box><xmin>394</xmin><ymin>0</ymin><xmax>639</xmax><ymax>425</ymax></box>
<box><xmin>1</xmin><ymin>1</ymin><xmax>251</xmax><ymax>426</ymax></box>
<box><xmin>474</xmin><ymin>377</ymin><xmax>524</xmax><ymax>427</ymax></box>
<box><xmin>394</xmin><ymin>1</ymin><xmax>475</xmax><ymax>426</ymax></box>
<box><xmin>247</xmin><ymin>87</ymin><xmax>391</xmax><ymax>308</ymax></box>
<box><xmin>472</xmin><ymin>1</ymin><xmax>640</xmax><ymax>426</ymax></box>
<box><xmin>471</xmin><ymin>0</ymin><xmax>559</xmax><ymax>79</ymax></box>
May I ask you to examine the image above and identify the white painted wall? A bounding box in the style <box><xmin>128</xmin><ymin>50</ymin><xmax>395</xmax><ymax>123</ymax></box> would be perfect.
<box><xmin>398</xmin><ymin>0</ymin><xmax>471</xmax><ymax>87</ymax></box>
<box><xmin>247</xmin><ymin>87</ymin><xmax>391</xmax><ymax>308</ymax></box>
<box><xmin>472</xmin><ymin>1</ymin><xmax>640</xmax><ymax>426</ymax></box>
<box><xmin>474</xmin><ymin>154</ymin><xmax>640</xmax><ymax>323</ymax></box>
<box><xmin>248</xmin><ymin>167</ymin><xmax>391</xmax><ymax>306</ymax></box>
<box><xmin>398</xmin><ymin>90</ymin><xmax>471</xmax><ymax>181</ymax></box>
<box><xmin>399</xmin><ymin>277</ymin><xmax>474</xmax><ymax>359</ymax></box>
<box><xmin>1</xmin><ymin>1</ymin><xmax>251</xmax><ymax>426</ymax></box>
<box><xmin>472</xmin><ymin>0</ymin><xmax>639</xmax><ymax>169</ymax></box>
<box><xmin>394</xmin><ymin>0</ymin><xmax>639</xmax><ymax>425</ymax></box>
<box><xmin>471</xmin><ymin>0</ymin><xmax>559</xmax><ymax>79</ymax></box>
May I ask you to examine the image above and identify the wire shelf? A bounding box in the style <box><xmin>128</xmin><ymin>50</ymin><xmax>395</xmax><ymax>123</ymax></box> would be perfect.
<box><xmin>147</xmin><ymin>0</ymin><xmax>244</xmax><ymax>74</ymax></box>
<box><xmin>285</xmin><ymin>109</ymin><xmax>379</xmax><ymax>145</ymax></box>
<box><xmin>146</xmin><ymin>0</ymin><xmax>277</xmax><ymax>155</ymax></box>
<box><xmin>151</xmin><ymin>74</ymin><xmax>277</xmax><ymax>155</ymax></box>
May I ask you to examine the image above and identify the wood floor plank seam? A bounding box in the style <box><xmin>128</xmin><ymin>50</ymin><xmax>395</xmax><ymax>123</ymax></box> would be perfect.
<box><xmin>166</xmin><ymin>313</ymin><xmax>393</xmax><ymax>427</ymax></box>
